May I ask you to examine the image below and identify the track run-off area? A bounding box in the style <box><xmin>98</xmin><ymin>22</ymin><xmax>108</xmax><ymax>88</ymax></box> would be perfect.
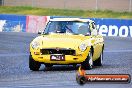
<box><xmin>0</xmin><ymin>32</ymin><xmax>132</xmax><ymax>88</ymax></box>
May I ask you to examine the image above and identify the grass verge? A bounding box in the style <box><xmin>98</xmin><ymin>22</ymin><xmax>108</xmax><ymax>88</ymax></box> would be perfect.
<box><xmin>0</xmin><ymin>6</ymin><xmax>132</xmax><ymax>19</ymax></box>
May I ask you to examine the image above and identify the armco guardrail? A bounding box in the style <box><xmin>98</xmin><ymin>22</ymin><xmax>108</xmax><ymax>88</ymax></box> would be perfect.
<box><xmin>0</xmin><ymin>14</ymin><xmax>132</xmax><ymax>37</ymax></box>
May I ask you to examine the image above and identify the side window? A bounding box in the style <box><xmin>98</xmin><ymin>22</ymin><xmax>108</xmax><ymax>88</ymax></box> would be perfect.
<box><xmin>75</xmin><ymin>22</ymin><xmax>91</xmax><ymax>35</ymax></box>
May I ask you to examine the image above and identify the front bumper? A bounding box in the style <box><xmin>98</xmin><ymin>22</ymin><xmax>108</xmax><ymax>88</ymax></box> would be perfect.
<box><xmin>30</xmin><ymin>48</ymin><xmax>90</xmax><ymax>64</ymax></box>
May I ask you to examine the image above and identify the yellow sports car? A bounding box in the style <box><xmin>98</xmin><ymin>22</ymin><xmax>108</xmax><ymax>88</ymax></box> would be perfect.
<box><xmin>29</xmin><ymin>18</ymin><xmax>104</xmax><ymax>71</ymax></box>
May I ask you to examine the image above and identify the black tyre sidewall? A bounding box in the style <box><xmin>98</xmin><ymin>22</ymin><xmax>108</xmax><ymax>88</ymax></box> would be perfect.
<box><xmin>29</xmin><ymin>55</ymin><xmax>40</xmax><ymax>71</ymax></box>
<box><xmin>81</xmin><ymin>50</ymin><xmax>93</xmax><ymax>70</ymax></box>
<box><xmin>93</xmin><ymin>51</ymin><xmax>103</xmax><ymax>66</ymax></box>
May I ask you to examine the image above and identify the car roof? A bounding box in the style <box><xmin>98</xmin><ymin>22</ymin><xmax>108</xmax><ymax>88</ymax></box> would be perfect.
<box><xmin>49</xmin><ymin>18</ymin><xmax>94</xmax><ymax>22</ymax></box>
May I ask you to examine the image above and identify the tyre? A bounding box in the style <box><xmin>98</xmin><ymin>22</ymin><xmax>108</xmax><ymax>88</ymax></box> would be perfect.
<box><xmin>81</xmin><ymin>50</ymin><xmax>93</xmax><ymax>70</ymax></box>
<box><xmin>29</xmin><ymin>55</ymin><xmax>41</xmax><ymax>71</ymax></box>
<box><xmin>93</xmin><ymin>51</ymin><xmax>103</xmax><ymax>66</ymax></box>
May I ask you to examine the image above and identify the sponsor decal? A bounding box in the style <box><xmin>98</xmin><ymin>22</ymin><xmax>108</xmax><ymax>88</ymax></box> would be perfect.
<box><xmin>26</xmin><ymin>16</ymin><xmax>49</xmax><ymax>33</ymax></box>
<box><xmin>91</xmin><ymin>18</ymin><xmax>132</xmax><ymax>37</ymax></box>
<box><xmin>97</xmin><ymin>25</ymin><xmax>132</xmax><ymax>37</ymax></box>
<box><xmin>0</xmin><ymin>14</ymin><xmax>26</xmax><ymax>32</ymax></box>
<box><xmin>2</xmin><ymin>21</ymin><xmax>24</xmax><ymax>32</ymax></box>
<box><xmin>76</xmin><ymin>66</ymin><xmax>131</xmax><ymax>85</ymax></box>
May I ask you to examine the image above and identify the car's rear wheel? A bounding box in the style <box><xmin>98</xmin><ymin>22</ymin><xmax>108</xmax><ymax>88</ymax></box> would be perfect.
<box><xmin>81</xmin><ymin>50</ymin><xmax>93</xmax><ymax>70</ymax></box>
<box><xmin>29</xmin><ymin>55</ymin><xmax>41</xmax><ymax>71</ymax></box>
<box><xmin>93</xmin><ymin>51</ymin><xmax>103</xmax><ymax>66</ymax></box>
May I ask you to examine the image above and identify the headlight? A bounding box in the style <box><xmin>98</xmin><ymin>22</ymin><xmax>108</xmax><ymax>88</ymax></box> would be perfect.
<box><xmin>31</xmin><ymin>41</ymin><xmax>40</xmax><ymax>49</ymax></box>
<box><xmin>79</xmin><ymin>43</ymin><xmax>87</xmax><ymax>51</ymax></box>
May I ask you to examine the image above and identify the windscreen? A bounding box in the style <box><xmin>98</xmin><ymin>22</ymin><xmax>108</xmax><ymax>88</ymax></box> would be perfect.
<box><xmin>44</xmin><ymin>21</ymin><xmax>91</xmax><ymax>35</ymax></box>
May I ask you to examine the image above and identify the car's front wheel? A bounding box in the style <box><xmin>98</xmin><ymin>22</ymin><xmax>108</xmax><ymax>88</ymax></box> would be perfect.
<box><xmin>29</xmin><ymin>55</ymin><xmax>41</xmax><ymax>71</ymax></box>
<box><xmin>81</xmin><ymin>50</ymin><xmax>93</xmax><ymax>70</ymax></box>
<box><xmin>93</xmin><ymin>51</ymin><xmax>103</xmax><ymax>66</ymax></box>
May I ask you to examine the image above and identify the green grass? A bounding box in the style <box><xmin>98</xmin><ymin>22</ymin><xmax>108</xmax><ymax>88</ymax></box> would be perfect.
<box><xmin>0</xmin><ymin>6</ymin><xmax>132</xmax><ymax>19</ymax></box>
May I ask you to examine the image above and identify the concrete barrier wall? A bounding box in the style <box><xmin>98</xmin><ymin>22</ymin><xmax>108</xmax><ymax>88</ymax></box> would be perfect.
<box><xmin>0</xmin><ymin>14</ymin><xmax>49</xmax><ymax>33</ymax></box>
<box><xmin>3</xmin><ymin>0</ymin><xmax>132</xmax><ymax>12</ymax></box>
<box><xmin>0</xmin><ymin>14</ymin><xmax>26</xmax><ymax>32</ymax></box>
<box><xmin>0</xmin><ymin>14</ymin><xmax>132</xmax><ymax>37</ymax></box>
<box><xmin>91</xmin><ymin>18</ymin><xmax>132</xmax><ymax>37</ymax></box>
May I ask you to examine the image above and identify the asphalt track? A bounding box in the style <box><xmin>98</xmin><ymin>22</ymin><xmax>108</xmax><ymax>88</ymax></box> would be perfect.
<box><xmin>0</xmin><ymin>32</ymin><xmax>132</xmax><ymax>88</ymax></box>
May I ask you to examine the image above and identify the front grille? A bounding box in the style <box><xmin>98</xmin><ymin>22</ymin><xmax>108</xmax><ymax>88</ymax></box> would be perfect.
<box><xmin>40</xmin><ymin>48</ymin><xmax>76</xmax><ymax>55</ymax></box>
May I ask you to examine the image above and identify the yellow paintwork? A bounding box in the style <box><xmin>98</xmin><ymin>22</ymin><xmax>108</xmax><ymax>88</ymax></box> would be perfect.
<box><xmin>30</xmin><ymin>33</ymin><xmax>104</xmax><ymax>64</ymax></box>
